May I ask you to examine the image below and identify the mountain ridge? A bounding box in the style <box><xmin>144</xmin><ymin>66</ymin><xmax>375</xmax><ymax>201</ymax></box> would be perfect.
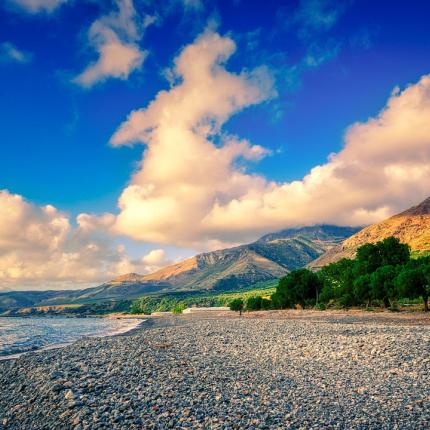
<box><xmin>0</xmin><ymin>225</ymin><xmax>359</xmax><ymax>310</ymax></box>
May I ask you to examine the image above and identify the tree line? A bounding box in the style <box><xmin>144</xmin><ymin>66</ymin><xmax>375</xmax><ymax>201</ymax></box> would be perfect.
<box><xmin>230</xmin><ymin>237</ymin><xmax>430</xmax><ymax>312</ymax></box>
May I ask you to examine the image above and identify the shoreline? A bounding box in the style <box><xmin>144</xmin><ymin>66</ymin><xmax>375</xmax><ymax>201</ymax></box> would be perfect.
<box><xmin>0</xmin><ymin>316</ymin><xmax>146</xmax><ymax>362</ymax></box>
<box><xmin>1</xmin><ymin>312</ymin><xmax>429</xmax><ymax>429</ymax></box>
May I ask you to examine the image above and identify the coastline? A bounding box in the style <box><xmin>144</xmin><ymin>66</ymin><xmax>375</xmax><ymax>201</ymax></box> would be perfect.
<box><xmin>0</xmin><ymin>316</ymin><xmax>146</xmax><ymax>362</ymax></box>
<box><xmin>1</xmin><ymin>311</ymin><xmax>429</xmax><ymax>429</ymax></box>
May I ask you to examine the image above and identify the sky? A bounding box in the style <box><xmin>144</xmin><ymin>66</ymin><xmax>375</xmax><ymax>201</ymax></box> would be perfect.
<box><xmin>1</xmin><ymin>0</ymin><xmax>430</xmax><ymax>291</ymax></box>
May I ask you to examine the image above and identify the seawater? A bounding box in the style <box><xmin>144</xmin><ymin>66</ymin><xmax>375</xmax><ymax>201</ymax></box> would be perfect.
<box><xmin>0</xmin><ymin>316</ymin><xmax>142</xmax><ymax>358</ymax></box>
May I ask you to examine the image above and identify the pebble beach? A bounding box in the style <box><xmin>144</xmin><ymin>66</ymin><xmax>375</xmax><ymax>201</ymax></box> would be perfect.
<box><xmin>0</xmin><ymin>312</ymin><xmax>429</xmax><ymax>429</ymax></box>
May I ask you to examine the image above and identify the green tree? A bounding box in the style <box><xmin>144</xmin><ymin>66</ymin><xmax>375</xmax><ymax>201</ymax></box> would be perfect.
<box><xmin>356</xmin><ymin>243</ymin><xmax>382</xmax><ymax>274</ymax></box>
<box><xmin>370</xmin><ymin>265</ymin><xmax>399</xmax><ymax>307</ymax></box>
<box><xmin>246</xmin><ymin>296</ymin><xmax>262</xmax><ymax>311</ymax></box>
<box><xmin>273</xmin><ymin>269</ymin><xmax>322</xmax><ymax>309</ymax></box>
<box><xmin>230</xmin><ymin>298</ymin><xmax>244</xmax><ymax>315</ymax></box>
<box><xmin>379</xmin><ymin>237</ymin><xmax>410</xmax><ymax>267</ymax></box>
<box><xmin>355</xmin><ymin>237</ymin><xmax>410</xmax><ymax>276</ymax></box>
<box><xmin>318</xmin><ymin>259</ymin><xmax>356</xmax><ymax>307</ymax></box>
<box><xmin>396</xmin><ymin>258</ymin><xmax>430</xmax><ymax>311</ymax></box>
<box><xmin>353</xmin><ymin>274</ymin><xmax>371</xmax><ymax>307</ymax></box>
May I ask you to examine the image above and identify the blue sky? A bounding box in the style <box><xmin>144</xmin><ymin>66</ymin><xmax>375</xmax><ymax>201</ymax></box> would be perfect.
<box><xmin>1</xmin><ymin>0</ymin><xmax>430</xmax><ymax>289</ymax></box>
<box><xmin>2</xmin><ymin>0</ymin><xmax>429</xmax><ymax>213</ymax></box>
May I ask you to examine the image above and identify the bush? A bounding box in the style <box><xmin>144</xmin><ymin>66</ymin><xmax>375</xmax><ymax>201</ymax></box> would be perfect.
<box><xmin>246</xmin><ymin>296</ymin><xmax>262</xmax><ymax>311</ymax></box>
<box><xmin>229</xmin><ymin>298</ymin><xmax>244</xmax><ymax>314</ymax></box>
<box><xmin>172</xmin><ymin>303</ymin><xmax>185</xmax><ymax>314</ymax></box>
<box><xmin>261</xmin><ymin>297</ymin><xmax>272</xmax><ymax>310</ymax></box>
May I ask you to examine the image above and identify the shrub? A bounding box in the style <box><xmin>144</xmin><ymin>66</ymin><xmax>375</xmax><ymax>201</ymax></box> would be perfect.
<box><xmin>246</xmin><ymin>296</ymin><xmax>262</xmax><ymax>311</ymax></box>
<box><xmin>261</xmin><ymin>297</ymin><xmax>272</xmax><ymax>310</ymax></box>
<box><xmin>315</xmin><ymin>302</ymin><xmax>326</xmax><ymax>311</ymax></box>
<box><xmin>230</xmin><ymin>298</ymin><xmax>244</xmax><ymax>314</ymax></box>
<box><xmin>172</xmin><ymin>303</ymin><xmax>185</xmax><ymax>314</ymax></box>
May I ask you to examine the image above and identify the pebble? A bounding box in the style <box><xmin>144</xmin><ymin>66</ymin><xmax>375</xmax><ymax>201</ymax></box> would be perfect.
<box><xmin>0</xmin><ymin>315</ymin><xmax>429</xmax><ymax>429</ymax></box>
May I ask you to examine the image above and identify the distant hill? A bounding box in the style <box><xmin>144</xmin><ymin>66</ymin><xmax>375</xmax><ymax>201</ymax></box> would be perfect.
<box><xmin>0</xmin><ymin>279</ymin><xmax>171</xmax><ymax>310</ymax></box>
<box><xmin>309</xmin><ymin>196</ymin><xmax>430</xmax><ymax>269</ymax></box>
<box><xmin>0</xmin><ymin>225</ymin><xmax>359</xmax><ymax>311</ymax></box>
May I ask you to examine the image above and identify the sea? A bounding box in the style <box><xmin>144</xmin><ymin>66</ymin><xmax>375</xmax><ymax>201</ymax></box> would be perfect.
<box><xmin>0</xmin><ymin>317</ymin><xmax>143</xmax><ymax>359</ymax></box>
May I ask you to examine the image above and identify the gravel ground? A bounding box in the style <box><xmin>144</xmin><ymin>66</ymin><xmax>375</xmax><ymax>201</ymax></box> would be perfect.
<box><xmin>0</xmin><ymin>314</ymin><xmax>429</xmax><ymax>429</ymax></box>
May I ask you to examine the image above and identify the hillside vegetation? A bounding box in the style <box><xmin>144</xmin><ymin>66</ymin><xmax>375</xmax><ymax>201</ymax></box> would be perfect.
<box><xmin>130</xmin><ymin>280</ymin><xmax>277</xmax><ymax>314</ymax></box>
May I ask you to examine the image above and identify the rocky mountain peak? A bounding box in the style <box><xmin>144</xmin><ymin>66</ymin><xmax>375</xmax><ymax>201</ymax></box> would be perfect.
<box><xmin>397</xmin><ymin>196</ymin><xmax>430</xmax><ymax>217</ymax></box>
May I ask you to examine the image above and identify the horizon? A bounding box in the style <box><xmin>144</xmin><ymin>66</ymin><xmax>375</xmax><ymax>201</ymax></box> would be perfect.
<box><xmin>1</xmin><ymin>0</ymin><xmax>430</xmax><ymax>291</ymax></box>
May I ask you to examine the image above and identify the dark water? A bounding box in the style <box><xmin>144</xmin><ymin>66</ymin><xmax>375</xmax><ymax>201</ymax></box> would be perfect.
<box><xmin>0</xmin><ymin>317</ymin><xmax>142</xmax><ymax>358</ymax></box>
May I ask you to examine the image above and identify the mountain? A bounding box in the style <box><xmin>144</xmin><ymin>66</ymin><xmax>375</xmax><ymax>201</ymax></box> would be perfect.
<box><xmin>309</xmin><ymin>196</ymin><xmax>430</xmax><ymax>269</ymax></box>
<box><xmin>135</xmin><ymin>225</ymin><xmax>360</xmax><ymax>291</ymax></box>
<box><xmin>0</xmin><ymin>225</ymin><xmax>359</xmax><ymax>311</ymax></box>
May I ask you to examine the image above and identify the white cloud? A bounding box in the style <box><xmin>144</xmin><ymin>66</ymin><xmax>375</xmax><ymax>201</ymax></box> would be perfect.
<box><xmin>6</xmin><ymin>0</ymin><xmax>67</xmax><ymax>14</ymax></box>
<box><xmin>139</xmin><ymin>248</ymin><xmax>174</xmax><ymax>273</ymax></box>
<box><xmin>110</xmin><ymin>30</ymin><xmax>430</xmax><ymax>249</ymax></box>
<box><xmin>201</xmin><ymin>74</ymin><xmax>430</xmax><ymax>240</ymax></box>
<box><xmin>73</xmin><ymin>0</ymin><xmax>149</xmax><ymax>87</ymax></box>
<box><xmin>0</xmin><ymin>190</ymin><xmax>171</xmax><ymax>290</ymax></box>
<box><xmin>110</xmin><ymin>30</ymin><xmax>275</xmax><ymax>248</ymax></box>
<box><xmin>141</xmin><ymin>249</ymin><xmax>166</xmax><ymax>265</ymax></box>
<box><xmin>0</xmin><ymin>42</ymin><xmax>32</xmax><ymax>63</ymax></box>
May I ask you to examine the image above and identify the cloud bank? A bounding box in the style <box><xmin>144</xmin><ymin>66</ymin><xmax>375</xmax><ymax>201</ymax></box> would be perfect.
<box><xmin>0</xmin><ymin>190</ymin><xmax>171</xmax><ymax>290</ymax></box>
<box><xmin>111</xmin><ymin>30</ymin><xmax>430</xmax><ymax>249</ymax></box>
<box><xmin>73</xmin><ymin>0</ymin><xmax>149</xmax><ymax>87</ymax></box>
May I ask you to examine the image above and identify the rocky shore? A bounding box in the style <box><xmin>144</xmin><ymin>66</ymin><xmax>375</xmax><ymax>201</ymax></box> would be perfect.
<box><xmin>0</xmin><ymin>313</ymin><xmax>429</xmax><ymax>429</ymax></box>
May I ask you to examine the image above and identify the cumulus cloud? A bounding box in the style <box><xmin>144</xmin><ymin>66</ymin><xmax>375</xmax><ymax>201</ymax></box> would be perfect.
<box><xmin>110</xmin><ymin>30</ymin><xmax>430</xmax><ymax>249</ymax></box>
<box><xmin>73</xmin><ymin>0</ymin><xmax>149</xmax><ymax>87</ymax></box>
<box><xmin>0</xmin><ymin>42</ymin><xmax>32</xmax><ymax>63</ymax></box>
<box><xmin>6</xmin><ymin>0</ymin><xmax>66</xmax><ymax>14</ymax></box>
<box><xmin>0</xmin><ymin>190</ymin><xmax>171</xmax><ymax>290</ymax></box>
<box><xmin>110</xmin><ymin>30</ymin><xmax>276</xmax><ymax>248</ymax></box>
<box><xmin>199</xmin><ymin>74</ymin><xmax>430</xmax><ymax>241</ymax></box>
<box><xmin>139</xmin><ymin>248</ymin><xmax>175</xmax><ymax>273</ymax></box>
